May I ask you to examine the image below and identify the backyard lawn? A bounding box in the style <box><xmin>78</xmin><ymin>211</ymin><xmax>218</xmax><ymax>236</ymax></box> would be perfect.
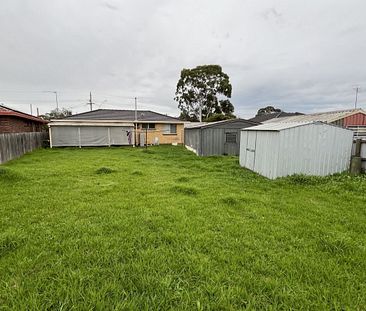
<box><xmin>1</xmin><ymin>146</ymin><xmax>366</xmax><ymax>309</ymax></box>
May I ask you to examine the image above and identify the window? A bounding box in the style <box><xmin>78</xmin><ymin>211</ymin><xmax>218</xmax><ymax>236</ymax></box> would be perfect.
<box><xmin>225</xmin><ymin>132</ymin><xmax>237</xmax><ymax>143</ymax></box>
<box><xmin>163</xmin><ymin>124</ymin><xmax>177</xmax><ymax>134</ymax></box>
<box><xmin>170</xmin><ymin>124</ymin><xmax>177</xmax><ymax>134</ymax></box>
<box><xmin>141</xmin><ymin>123</ymin><xmax>155</xmax><ymax>130</ymax></box>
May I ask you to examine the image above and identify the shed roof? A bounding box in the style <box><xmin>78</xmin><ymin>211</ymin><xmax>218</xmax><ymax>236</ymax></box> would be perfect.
<box><xmin>64</xmin><ymin>109</ymin><xmax>183</xmax><ymax>123</ymax></box>
<box><xmin>243</xmin><ymin>121</ymin><xmax>354</xmax><ymax>132</ymax></box>
<box><xmin>185</xmin><ymin>118</ymin><xmax>258</xmax><ymax>129</ymax></box>
<box><xmin>264</xmin><ymin>108</ymin><xmax>366</xmax><ymax>124</ymax></box>
<box><xmin>0</xmin><ymin>104</ymin><xmax>48</xmax><ymax>123</ymax></box>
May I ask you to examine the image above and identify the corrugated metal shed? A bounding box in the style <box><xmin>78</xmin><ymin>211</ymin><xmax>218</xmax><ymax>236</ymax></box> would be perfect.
<box><xmin>240</xmin><ymin>122</ymin><xmax>354</xmax><ymax>179</ymax></box>
<box><xmin>185</xmin><ymin>119</ymin><xmax>258</xmax><ymax>156</ymax></box>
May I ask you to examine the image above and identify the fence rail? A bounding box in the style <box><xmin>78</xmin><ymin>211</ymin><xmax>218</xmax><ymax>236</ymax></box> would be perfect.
<box><xmin>0</xmin><ymin>132</ymin><xmax>48</xmax><ymax>164</ymax></box>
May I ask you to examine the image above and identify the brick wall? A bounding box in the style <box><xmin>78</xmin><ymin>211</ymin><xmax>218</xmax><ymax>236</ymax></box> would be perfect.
<box><xmin>136</xmin><ymin>123</ymin><xmax>184</xmax><ymax>145</ymax></box>
<box><xmin>0</xmin><ymin>116</ymin><xmax>44</xmax><ymax>134</ymax></box>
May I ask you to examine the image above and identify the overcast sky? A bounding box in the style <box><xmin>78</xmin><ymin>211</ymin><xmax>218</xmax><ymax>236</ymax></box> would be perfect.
<box><xmin>0</xmin><ymin>0</ymin><xmax>365</xmax><ymax>118</ymax></box>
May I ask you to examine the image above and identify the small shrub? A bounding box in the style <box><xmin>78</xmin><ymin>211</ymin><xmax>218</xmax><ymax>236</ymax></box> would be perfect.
<box><xmin>95</xmin><ymin>167</ymin><xmax>114</xmax><ymax>174</ymax></box>
<box><xmin>171</xmin><ymin>185</ymin><xmax>198</xmax><ymax>196</ymax></box>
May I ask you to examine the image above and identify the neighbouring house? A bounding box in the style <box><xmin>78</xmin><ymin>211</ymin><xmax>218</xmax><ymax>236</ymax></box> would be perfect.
<box><xmin>249</xmin><ymin>111</ymin><xmax>304</xmax><ymax>123</ymax></box>
<box><xmin>48</xmin><ymin>109</ymin><xmax>185</xmax><ymax>147</ymax></box>
<box><xmin>184</xmin><ymin>118</ymin><xmax>258</xmax><ymax>156</ymax></box>
<box><xmin>240</xmin><ymin>122</ymin><xmax>353</xmax><ymax>179</ymax></box>
<box><xmin>0</xmin><ymin>105</ymin><xmax>48</xmax><ymax>134</ymax></box>
<box><xmin>265</xmin><ymin>108</ymin><xmax>366</xmax><ymax>138</ymax></box>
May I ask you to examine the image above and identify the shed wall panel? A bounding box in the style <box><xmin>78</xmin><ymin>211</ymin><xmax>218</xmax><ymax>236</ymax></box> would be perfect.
<box><xmin>184</xmin><ymin>128</ymin><xmax>201</xmax><ymax>155</ymax></box>
<box><xmin>254</xmin><ymin>131</ymin><xmax>280</xmax><ymax>179</ymax></box>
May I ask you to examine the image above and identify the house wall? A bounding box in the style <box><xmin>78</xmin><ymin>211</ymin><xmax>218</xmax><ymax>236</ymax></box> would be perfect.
<box><xmin>137</xmin><ymin>123</ymin><xmax>184</xmax><ymax>145</ymax></box>
<box><xmin>0</xmin><ymin>116</ymin><xmax>44</xmax><ymax>133</ymax></box>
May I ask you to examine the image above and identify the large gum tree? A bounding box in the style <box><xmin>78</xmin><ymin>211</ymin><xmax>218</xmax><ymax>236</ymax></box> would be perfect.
<box><xmin>175</xmin><ymin>65</ymin><xmax>234</xmax><ymax>122</ymax></box>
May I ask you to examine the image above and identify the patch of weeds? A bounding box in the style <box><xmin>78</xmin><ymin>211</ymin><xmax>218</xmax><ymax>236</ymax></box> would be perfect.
<box><xmin>171</xmin><ymin>185</ymin><xmax>198</xmax><ymax>196</ymax></box>
<box><xmin>285</xmin><ymin>174</ymin><xmax>324</xmax><ymax>186</ymax></box>
<box><xmin>0</xmin><ymin>234</ymin><xmax>21</xmax><ymax>257</ymax></box>
<box><xmin>131</xmin><ymin>170</ymin><xmax>143</xmax><ymax>176</ymax></box>
<box><xmin>0</xmin><ymin>167</ymin><xmax>7</xmax><ymax>175</ymax></box>
<box><xmin>220</xmin><ymin>196</ymin><xmax>239</xmax><ymax>206</ymax></box>
<box><xmin>95</xmin><ymin>167</ymin><xmax>115</xmax><ymax>174</ymax></box>
<box><xmin>317</xmin><ymin>236</ymin><xmax>355</xmax><ymax>256</ymax></box>
<box><xmin>176</xmin><ymin>176</ymin><xmax>190</xmax><ymax>183</ymax></box>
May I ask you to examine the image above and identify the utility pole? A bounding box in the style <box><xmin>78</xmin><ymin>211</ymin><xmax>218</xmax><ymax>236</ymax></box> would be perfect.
<box><xmin>134</xmin><ymin>97</ymin><xmax>137</xmax><ymax>147</ymax></box>
<box><xmin>89</xmin><ymin>92</ymin><xmax>94</xmax><ymax>111</ymax></box>
<box><xmin>30</xmin><ymin>104</ymin><xmax>33</xmax><ymax>115</ymax></box>
<box><xmin>37</xmin><ymin>107</ymin><xmax>39</xmax><ymax>117</ymax></box>
<box><xmin>354</xmin><ymin>86</ymin><xmax>361</xmax><ymax>109</ymax></box>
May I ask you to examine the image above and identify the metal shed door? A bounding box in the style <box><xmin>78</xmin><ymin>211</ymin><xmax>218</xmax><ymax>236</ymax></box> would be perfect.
<box><xmin>245</xmin><ymin>131</ymin><xmax>257</xmax><ymax>170</ymax></box>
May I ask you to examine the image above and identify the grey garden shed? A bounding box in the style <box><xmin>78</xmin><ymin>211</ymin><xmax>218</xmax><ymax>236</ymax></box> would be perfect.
<box><xmin>184</xmin><ymin>119</ymin><xmax>258</xmax><ymax>156</ymax></box>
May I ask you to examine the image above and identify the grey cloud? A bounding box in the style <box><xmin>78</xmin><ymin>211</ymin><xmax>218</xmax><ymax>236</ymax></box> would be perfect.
<box><xmin>0</xmin><ymin>0</ymin><xmax>365</xmax><ymax>118</ymax></box>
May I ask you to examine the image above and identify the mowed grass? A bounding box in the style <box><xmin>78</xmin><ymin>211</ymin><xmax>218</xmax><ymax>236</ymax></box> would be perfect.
<box><xmin>1</xmin><ymin>146</ymin><xmax>366</xmax><ymax>310</ymax></box>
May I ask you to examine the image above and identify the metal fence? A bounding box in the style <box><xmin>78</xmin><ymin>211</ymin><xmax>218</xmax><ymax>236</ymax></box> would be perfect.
<box><xmin>0</xmin><ymin>132</ymin><xmax>48</xmax><ymax>164</ymax></box>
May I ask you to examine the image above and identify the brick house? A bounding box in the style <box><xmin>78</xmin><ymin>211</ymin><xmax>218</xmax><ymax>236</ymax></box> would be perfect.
<box><xmin>48</xmin><ymin>109</ymin><xmax>185</xmax><ymax>147</ymax></box>
<box><xmin>0</xmin><ymin>105</ymin><xmax>48</xmax><ymax>134</ymax></box>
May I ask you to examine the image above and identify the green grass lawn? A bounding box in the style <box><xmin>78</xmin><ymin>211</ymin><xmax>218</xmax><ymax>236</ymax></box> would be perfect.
<box><xmin>1</xmin><ymin>146</ymin><xmax>366</xmax><ymax>310</ymax></box>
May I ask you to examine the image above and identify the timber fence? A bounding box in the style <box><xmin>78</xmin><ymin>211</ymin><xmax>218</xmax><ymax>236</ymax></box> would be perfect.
<box><xmin>0</xmin><ymin>132</ymin><xmax>48</xmax><ymax>164</ymax></box>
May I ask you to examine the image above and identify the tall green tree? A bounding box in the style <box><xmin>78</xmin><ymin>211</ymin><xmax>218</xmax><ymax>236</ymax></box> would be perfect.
<box><xmin>175</xmin><ymin>65</ymin><xmax>234</xmax><ymax>121</ymax></box>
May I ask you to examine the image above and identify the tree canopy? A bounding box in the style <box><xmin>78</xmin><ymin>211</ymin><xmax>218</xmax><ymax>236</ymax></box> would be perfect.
<box><xmin>40</xmin><ymin>108</ymin><xmax>72</xmax><ymax>120</ymax></box>
<box><xmin>175</xmin><ymin>65</ymin><xmax>234</xmax><ymax>121</ymax></box>
<box><xmin>256</xmin><ymin>106</ymin><xmax>282</xmax><ymax>116</ymax></box>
